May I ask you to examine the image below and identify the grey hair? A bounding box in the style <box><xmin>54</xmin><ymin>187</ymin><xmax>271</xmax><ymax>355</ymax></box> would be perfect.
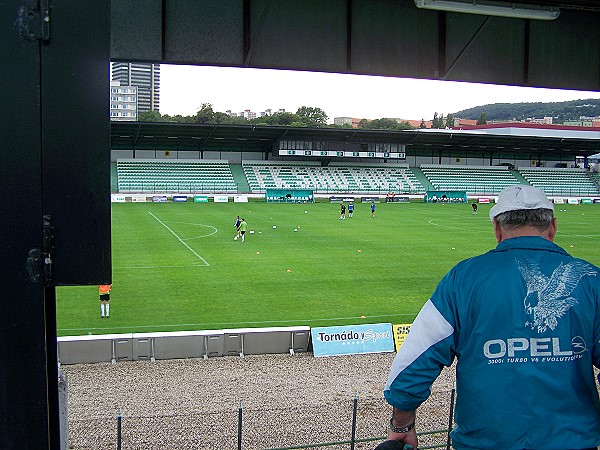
<box><xmin>494</xmin><ymin>208</ymin><xmax>554</xmax><ymax>232</ymax></box>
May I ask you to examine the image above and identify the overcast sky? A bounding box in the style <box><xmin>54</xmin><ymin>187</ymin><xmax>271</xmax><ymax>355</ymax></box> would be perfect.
<box><xmin>159</xmin><ymin>64</ymin><xmax>600</xmax><ymax>123</ymax></box>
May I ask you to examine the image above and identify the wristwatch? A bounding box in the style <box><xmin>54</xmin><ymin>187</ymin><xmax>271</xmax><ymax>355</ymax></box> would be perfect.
<box><xmin>389</xmin><ymin>417</ymin><xmax>416</xmax><ymax>433</ymax></box>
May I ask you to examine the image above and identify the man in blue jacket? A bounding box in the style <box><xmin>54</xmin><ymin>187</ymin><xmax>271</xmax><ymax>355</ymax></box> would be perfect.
<box><xmin>384</xmin><ymin>185</ymin><xmax>600</xmax><ymax>449</ymax></box>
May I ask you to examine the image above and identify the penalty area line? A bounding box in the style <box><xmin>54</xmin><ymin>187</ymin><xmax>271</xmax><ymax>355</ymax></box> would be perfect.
<box><xmin>148</xmin><ymin>212</ymin><xmax>210</xmax><ymax>266</ymax></box>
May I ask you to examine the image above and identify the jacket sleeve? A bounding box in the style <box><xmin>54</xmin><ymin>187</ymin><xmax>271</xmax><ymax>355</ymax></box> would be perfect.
<box><xmin>384</xmin><ymin>270</ymin><xmax>458</xmax><ymax>412</ymax></box>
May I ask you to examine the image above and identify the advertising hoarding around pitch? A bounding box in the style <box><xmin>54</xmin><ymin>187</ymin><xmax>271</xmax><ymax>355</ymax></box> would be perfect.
<box><xmin>311</xmin><ymin>323</ymin><xmax>395</xmax><ymax>357</ymax></box>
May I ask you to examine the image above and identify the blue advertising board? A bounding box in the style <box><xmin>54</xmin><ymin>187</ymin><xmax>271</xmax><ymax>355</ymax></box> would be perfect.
<box><xmin>311</xmin><ymin>323</ymin><xmax>395</xmax><ymax>357</ymax></box>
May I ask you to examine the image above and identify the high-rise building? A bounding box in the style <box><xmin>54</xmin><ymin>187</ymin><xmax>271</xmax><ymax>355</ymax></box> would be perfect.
<box><xmin>111</xmin><ymin>63</ymin><xmax>160</xmax><ymax>114</ymax></box>
<box><xmin>110</xmin><ymin>81</ymin><xmax>137</xmax><ymax>121</ymax></box>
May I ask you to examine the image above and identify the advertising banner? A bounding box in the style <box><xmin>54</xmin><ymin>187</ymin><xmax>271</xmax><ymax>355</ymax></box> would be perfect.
<box><xmin>234</xmin><ymin>196</ymin><xmax>249</xmax><ymax>203</ymax></box>
<box><xmin>131</xmin><ymin>195</ymin><xmax>147</xmax><ymax>203</ymax></box>
<box><xmin>152</xmin><ymin>196</ymin><xmax>167</xmax><ymax>202</ymax></box>
<box><xmin>361</xmin><ymin>197</ymin><xmax>380</xmax><ymax>203</ymax></box>
<box><xmin>266</xmin><ymin>189</ymin><xmax>314</xmax><ymax>203</ymax></box>
<box><xmin>386</xmin><ymin>196</ymin><xmax>410</xmax><ymax>203</ymax></box>
<box><xmin>594</xmin><ymin>199</ymin><xmax>600</xmax><ymax>204</ymax></box>
<box><xmin>173</xmin><ymin>195</ymin><xmax>188</xmax><ymax>203</ymax></box>
<box><xmin>580</xmin><ymin>198</ymin><xmax>593</xmax><ymax>204</ymax></box>
<box><xmin>425</xmin><ymin>191</ymin><xmax>467</xmax><ymax>203</ymax></box>
<box><xmin>194</xmin><ymin>195</ymin><xmax>209</xmax><ymax>203</ymax></box>
<box><xmin>554</xmin><ymin>198</ymin><xmax>566</xmax><ymax>204</ymax></box>
<box><xmin>478</xmin><ymin>197</ymin><xmax>491</xmax><ymax>204</ymax></box>
<box><xmin>329</xmin><ymin>196</ymin><xmax>355</xmax><ymax>203</ymax></box>
<box><xmin>214</xmin><ymin>195</ymin><xmax>229</xmax><ymax>203</ymax></box>
<box><xmin>311</xmin><ymin>323</ymin><xmax>395</xmax><ymax>357</ymax></box>
<box><xmin>111</xmin><ymin>195</ymin><xmax>126</xmax><ymax>203</ymax></box>
<box><xmin>568</xmin><ymin>198</ymin><xmax>579</xmax><ymax>204</ymax></box>
<box><xmin>392</xmin><ymin>324</ymin><xmax>412</xmax><ymax>351</ymax></box>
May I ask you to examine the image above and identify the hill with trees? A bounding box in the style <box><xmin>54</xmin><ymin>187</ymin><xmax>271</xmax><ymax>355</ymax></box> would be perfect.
<box><xmin>452</xmin><ymin>98</ymin><xmax>600</xmax><ymax>123</ymax></box>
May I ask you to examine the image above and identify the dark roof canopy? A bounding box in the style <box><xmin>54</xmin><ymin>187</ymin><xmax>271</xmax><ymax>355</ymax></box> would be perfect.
<box><xmin>111</xmin><ymin>121</ymin><xmax>600</xmax><ymax>159</ymax></box>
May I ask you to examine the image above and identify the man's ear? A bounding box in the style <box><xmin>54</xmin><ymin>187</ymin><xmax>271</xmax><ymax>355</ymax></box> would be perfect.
<box><xmin>547</xmin><ymin>217</ymin><xmax>558</xmax><ymax>242</ymax></box>
<box><xmin>493</xmin><ymin>219</ymin><xmax>503</xmax><ymax>243</ymax></box>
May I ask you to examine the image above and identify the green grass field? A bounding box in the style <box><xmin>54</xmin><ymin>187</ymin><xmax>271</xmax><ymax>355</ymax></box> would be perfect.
<box><xmin>56</xmin><ymin>200</ymin><xmax>600</xmax><ymax>336</ymax></box>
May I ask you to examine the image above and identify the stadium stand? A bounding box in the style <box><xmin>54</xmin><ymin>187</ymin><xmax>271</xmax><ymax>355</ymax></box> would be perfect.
<box><xmin>420</xmin><ymin>164</ymin><xmax>521</xmax><ymax>195</ymax></box>
<box><xmin>116</xmin><ymin>159</ymin><xmax>600</xmax><ymax>197</ymax></box>
<box><xmin>117</xmin><ymin>159</ymin><xmax>237</xmax><ymax>193</ymax></box>
<box><xmin>242</xmin><ymin>161</ymin><xmax>424</xmax><ymax>194</ymax></box>
<box><xmin>517</xmin><ymin>167</ymin><xmax>600</xmax><ymax>196</ymax></box>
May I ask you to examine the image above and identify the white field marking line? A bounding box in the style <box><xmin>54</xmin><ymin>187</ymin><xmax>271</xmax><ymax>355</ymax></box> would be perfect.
<box><xmin>148</xmin><ymin>212</ymin><xmax>210</xmax><ymax>266</ymax></box>
<box><xmin>58</xmin><ymin>314</ymin><xmax>418</xmax><ymax>333</ymax></box>
<box><xmin>428</xmin><ymin>218</ymin><xmax>489</xmax><ymax>233</ymax></box>
<box><xmin>167</xmin><ymin>221</ymin><xmax>219</xmax><ymax>240</ymax></box>
<box><xmin>113</xmin><ymin>264</ymin><xmax>208</xmax><ymax>270</ymax></box>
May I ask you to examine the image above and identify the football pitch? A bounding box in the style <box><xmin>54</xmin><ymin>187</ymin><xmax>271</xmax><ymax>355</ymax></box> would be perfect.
<box><xmin>56</xmin><ymin>200</ymin><xmax>600</xmax><ymax>336</ymax></box>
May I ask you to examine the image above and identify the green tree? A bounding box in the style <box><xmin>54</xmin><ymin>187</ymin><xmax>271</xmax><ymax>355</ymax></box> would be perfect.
<box><xmin>477</xmin><ymin>112</ymin><xmax>487</xmax><ymax>125</ymax></box>
<box><xmin>195</xmin><ymin>103</ymin><xmax>216</xmax><ymax>124</ymax></box>
<box><xmin>432</xmin><ymin>112</ymin><xmax>443</xmax><ymax>128</ymax></box>
<box><xmin>357</xmin><ymin>118</ymin><xmax>414</xmax><ymax>131</ymax></box>
<box><xmin>396</xmin><ymin>121</ymin><xmax>414</xmax><ymax>130</ymax></box>
<box><xmin>295</xmin><ymin>106</ymin><xmax>328</xmax><ymax>127</ymax></box>
<box><xmin>420</xmin><ymin>119</ymin><xmax>427</xmax><ymax>129</ymax></box>
<box><xmin>138</xmin><ymin>110</ymin><xmax>164</xmax><ymax>122</ymax></box>
<box><xmin>445</xmin><ymin>114</ymin><xmax>455</xmax><ymax>128</ymax></box>
<box><xmin>255</xmin><ymin>112</ymin><xmax>297</xmax><ymax>126</ymax></box>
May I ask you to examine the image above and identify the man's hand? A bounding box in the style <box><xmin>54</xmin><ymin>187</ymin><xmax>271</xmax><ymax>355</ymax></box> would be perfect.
<box><xmin>387</xmin><ymin>427</ymin><xmax>418</xmax><ymax>449</ymax></box>
<box><xmin>387</xmin><ymin>407</ymin><xmax>418</xmax><ymax>449</ymax></box>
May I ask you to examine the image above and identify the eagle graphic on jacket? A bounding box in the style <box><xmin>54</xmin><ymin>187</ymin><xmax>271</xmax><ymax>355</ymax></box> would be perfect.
<box><xmin>517</xmin><ymin>258</ymin><xmax>597</xmax><ymax>333</ymax></box>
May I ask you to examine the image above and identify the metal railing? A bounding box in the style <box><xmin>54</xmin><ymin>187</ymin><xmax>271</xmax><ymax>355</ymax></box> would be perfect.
<box><xmin>68</xmin><ymin>391</ymin><xmax>456</xmax><ymax>450</ymax></box>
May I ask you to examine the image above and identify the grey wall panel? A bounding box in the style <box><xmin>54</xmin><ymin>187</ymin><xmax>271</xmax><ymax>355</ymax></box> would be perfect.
<box><xmin>111</xmin><ymin>0</ymin><xmax>163</xmax><ymax>61</ymax></box>
<box><xmin>240</xmin><ymin>331</ymin><xmax>295</xmax><ymax>355</ymax></box>
<box><xmin>165</xmin><ymin>0</ymin><xmax>243</xmax><ymax>64</ymax></box>
<box><xmin>444</xmin><ymin>14</ymin><xmax>526</xmax><ymax>85</ymax></box>
<box><xmin>133</xmin><ymin>333</ymin><xmax>224</xmax><ymax>360</ymax></box>
<box><xmin>351</xmin><ymin>0</ymin><xmax>439</xmax><ymax>78</ymax></box>
<box><xmin>58</xmin><ymin>336</ymin><xmax>133</xmax><ymax>365</ymax></box>
<box><xmin>223</xmin><ymin>327</ymin><xmax>311</xmax><ymax>356</ymax></box>
<box><xmin>246</xmin><ymin>0</ymin><xmax>348</xmax><ymax>72</ymax></box>
<box><xmin>528</xmin><ymin>11</ymin><xmax>600</xmax><ymax>90</ymax></box>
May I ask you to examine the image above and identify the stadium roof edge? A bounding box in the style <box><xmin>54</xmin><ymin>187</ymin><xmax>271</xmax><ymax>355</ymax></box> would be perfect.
<box><xmin>111</xmin><ymin>122</ymin><xmax>600</xmax><ymax>159</ymax></box>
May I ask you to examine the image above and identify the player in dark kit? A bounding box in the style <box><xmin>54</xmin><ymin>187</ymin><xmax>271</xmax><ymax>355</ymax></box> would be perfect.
<box><xmin>340</xmin><ymin>203</ymin><xmax>346</xmax><ymax>220</ymax></box>
<box><xmin>471</xmin><ymin>202</ymin><xmax>478</xmax><ymax>214</ymax></box>
<box><xmin>234</xmin><ymin>215</ymin><xmax>241</xmax><ymax>240</ymax></box>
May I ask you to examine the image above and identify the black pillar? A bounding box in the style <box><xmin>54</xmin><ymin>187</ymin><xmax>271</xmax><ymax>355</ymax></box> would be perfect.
<box><xmin>0</xmin><ymin>1</ymin><xmax>111</xmax><ymax>448</ymax></box>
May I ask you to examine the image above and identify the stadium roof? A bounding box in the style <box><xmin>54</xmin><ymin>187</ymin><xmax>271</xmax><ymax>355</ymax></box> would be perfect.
<box><xmin>111</xmin><ymin>121</ymin><xmax>600</xmax><ymax>159</ymax></box>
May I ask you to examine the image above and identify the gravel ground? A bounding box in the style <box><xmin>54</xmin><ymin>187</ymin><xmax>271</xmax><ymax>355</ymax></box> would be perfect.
<box><xmin>62</xmin><ymin>352</ymin><xmax>457</xmax><ymax>450</ymax></box>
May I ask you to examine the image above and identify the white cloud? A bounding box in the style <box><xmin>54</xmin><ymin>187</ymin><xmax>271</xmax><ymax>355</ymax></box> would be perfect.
<box><xmin>159</xmin><ymin>64</ymin><xmax>600</xmax><ymax>122</ymax></box>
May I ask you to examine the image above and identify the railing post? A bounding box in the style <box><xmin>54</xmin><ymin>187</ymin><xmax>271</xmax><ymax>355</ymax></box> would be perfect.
<box><xmin>238</xmin><ymin>401</ymin><xmax>243</xmax><ymax>450</ymax></box>
<box><xmin>117</xmin><ymin>407</ymin><xmax>122</xmax><ymax>450</ymax></box>
<box><xmin>350</xmin><ymin>393</ymin><xmax>358</xmax><ymax>450</ymax></box>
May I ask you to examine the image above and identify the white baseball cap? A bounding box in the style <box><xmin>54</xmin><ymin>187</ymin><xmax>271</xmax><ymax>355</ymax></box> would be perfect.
<box><xmin>489</xmin><ymin>185</ymin><xmax>554</xmax><ymax>222</ymax></box>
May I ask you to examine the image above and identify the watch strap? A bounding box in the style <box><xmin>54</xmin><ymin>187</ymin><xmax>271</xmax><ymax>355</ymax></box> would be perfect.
<box><xmin>389</xmin><ymin>417</ymin><xmax>415</xmax><ymax>434</ymax></box>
